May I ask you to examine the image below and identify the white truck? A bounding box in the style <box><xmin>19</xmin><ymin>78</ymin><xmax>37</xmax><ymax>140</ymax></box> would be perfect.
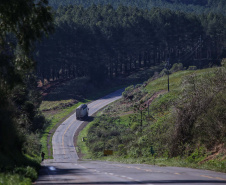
<box><xmin>76</xmin><ymin>104</ymin><xmax>89</xmax><ymax>120</ymax></box>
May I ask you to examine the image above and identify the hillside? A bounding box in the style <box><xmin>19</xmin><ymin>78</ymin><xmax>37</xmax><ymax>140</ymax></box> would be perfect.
<box><xmin>36</xmin><ymin>4</ymin><xmax>226</xmax><ymax>86</ymax></box>
<box><xmin>78</xmin><ymin>62</ymin><xmax>226</xmax><ymax>172</ymax></box>
<box><xmin>0</xmin><ymin>0</ymin><xmax>225</xmax><ymax>184</ymax></box>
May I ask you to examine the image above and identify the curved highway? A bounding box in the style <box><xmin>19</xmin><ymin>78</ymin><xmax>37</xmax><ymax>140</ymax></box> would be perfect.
<box><xmin>36</xmin><ymin>89</ymin><xmax>226</xmax><ymax>185</ymax></box>
<box><xmin>52</xmin><ymin>88</ymin><xmax>124</xmax><ymax>163</ymax></box>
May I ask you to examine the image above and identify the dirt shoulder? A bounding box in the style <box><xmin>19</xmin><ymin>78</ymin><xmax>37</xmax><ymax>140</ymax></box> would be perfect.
<box><xmin>73</xmin><ymin>121</ymin><xmax>89</xmax><ymax>159</ymax></box>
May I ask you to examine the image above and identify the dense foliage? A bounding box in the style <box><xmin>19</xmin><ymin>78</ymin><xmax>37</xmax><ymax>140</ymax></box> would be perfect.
<box><xmin>0</xmin><ymin>0</ymin><xmax>53</xmax><ymax>180</ymax></box>
<box><xmin>36</xmin><ymin>5</ymin><xmax>226</xmax><ymax>85</ymax></box>
<box><xmin>171</xmin><ymin>67</ymin><xmax>226</xmax><ymax>156</ymax></box>
<box><xmin>48</xmin><ymin>0</ymin><xmax>226</xmax><ymax>14</ymax></box>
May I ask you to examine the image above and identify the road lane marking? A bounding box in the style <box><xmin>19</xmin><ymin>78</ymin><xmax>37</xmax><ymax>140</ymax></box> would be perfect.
<box><xmin>89</xmin><ymin>100</ymin><xmax>116</xmax><ymax>113</ymax></box>
<box><xmin>62</xmin><ymin>117</ymin><xmax>78</xmax><ymax>154</ymax></box>
<box><xmin>126</xmin><ymin>177</ymin><xmax>134</xmax><ymax>180</ymax></box>
<box><xmin>201</xmin><ymin>175</ymin><xmax>214</xmax><ymax>179</ymax></box>
<box><xmin>59</xmin><ymin>92</ymin><xmax>122</xmax><ymax>157</ymax></box>
<box><xmin>96</xmin><ymin>163</ymin><xmax>226</xmax><ymax>184</ymax></box>
<box><xmin>146</xmin><ymin>169</ymin><xmax>152</xmax><ymax>172</ymax></box>
<box><xmin>88</xmin><ymin>100</ymin><xmax>105</xmax><ymax>109</ymax></box>
<box><xmin>79</xmin><ymin>163</ymin><xmax>154</xmax><ymax>185</ymax></box>
<box><xmin>109</xmin><ymin>163</ymin><xmax>156</xmax><ymax>173</ymax></box>
<box><xmin>54</xmin><ymin>89</ymin><xmax>123</xmax><ymax>159</ymax></box>
<box><xmin>88</xmin><ymin>97</ymin><xmax>117</xmax><ymax>109</ymax></box>
<box><xmin>106</xmin><ymin>163</ymin><xmax>174</xmax><ymax>175</ymax></box>
<box><xmin>88</xmin><ymin>95</ymin><xmax>122</xmax><ymax>113</ymax></box>
<box><xmin>53</xmin><ymin>112</ymin><xmax>77</xmax><ymax>157</ymax></box>
<box><xmin>61</xmin><ymin>97</ymin><xmax>121</xmax><ymax>155</ymax></box>
<box><xmin>216</xmin><ymin>177</ymin><xmax>226</xmax><ymax>181</ymax></box>
<box><xmin>201</xmin><ymin>175</ymin><xmax>226</xmax><ymax>181</ymax></box>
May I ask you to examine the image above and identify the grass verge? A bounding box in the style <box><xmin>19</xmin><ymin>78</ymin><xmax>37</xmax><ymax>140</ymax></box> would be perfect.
<box><xmin>76</xmin><ymin>122</ymin><xmax>93</xmax><ymax>159</ymax></box>
<box><xmin>0</xmin><ymin>152</ymin><xmax>41</xmax><ymax>185</ymax></box>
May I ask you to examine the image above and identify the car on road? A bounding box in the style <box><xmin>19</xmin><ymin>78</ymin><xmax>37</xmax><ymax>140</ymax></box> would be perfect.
<box><xmin>76</xmin><ymin>104</ymin><xmax>89</xmax><ymax>120</ymax></box>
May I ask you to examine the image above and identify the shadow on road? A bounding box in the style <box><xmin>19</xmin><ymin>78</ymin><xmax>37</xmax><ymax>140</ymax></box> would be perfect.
<box><xmin>36</xmin><ymin>179</ymin><xmax>226</xmax><ymax>184</ymax></box>
<box><xmin>37</xmin><ymin>166</ymin><xmax>226</xmax><ymax>184</ymax></box>
<box><xmin>83</xmin><ymin>116</ymin><xmax>95</xmax><ymax>122</ymax></box>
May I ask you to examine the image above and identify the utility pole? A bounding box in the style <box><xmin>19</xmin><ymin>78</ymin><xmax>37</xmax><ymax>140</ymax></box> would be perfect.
<box><xmin>140</xmin><ymin>110</ymin><xmax>142</xmax><ymax>133</ymax></box>
<box><xmin>165</xmin><ymin>59</ymin><xmax>170</xmax><ymax>92</ymax></box>
<box><xmin>148</xmin><ymin>101</ymin><xmax>150</xmax><ymax>116</ymax></box>
<box><xmin>168</xmin><ymin>69</ymin><xmax>169</xmax><ymax>92</ymax></box>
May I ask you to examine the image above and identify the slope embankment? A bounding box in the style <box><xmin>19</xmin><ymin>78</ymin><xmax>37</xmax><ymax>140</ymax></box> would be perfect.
<box><xmin>77</xmin><ymin>65</ymin><xmax>226</xmax><ymax>172</ymax></box>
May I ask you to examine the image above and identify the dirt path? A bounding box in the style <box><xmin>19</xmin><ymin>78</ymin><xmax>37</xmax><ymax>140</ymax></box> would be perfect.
<box><xmin>145</xmin><ymin>90</ymin><xmax>166</xmax><ymax>106</ymax></box>
<box><xmin>118</xmin><ymin>90</ymin><xmax>167</xmax><ymax>117</ymax></box>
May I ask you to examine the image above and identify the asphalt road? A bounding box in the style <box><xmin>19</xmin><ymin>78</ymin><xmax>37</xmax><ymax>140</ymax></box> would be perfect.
<box><xmin>35</xmin><ymin>89</ymin><xmax>226</xmax><ymax>185</ymax></box>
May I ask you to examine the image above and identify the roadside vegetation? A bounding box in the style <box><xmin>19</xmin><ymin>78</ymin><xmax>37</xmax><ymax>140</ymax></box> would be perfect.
<box><xmin>40</xmin><ymin>66</ymin><xmax>162</xmax><ymax>159</ymax></box>
<box><xmin>1</xmin><ymin>0</ymin><xmax>225</xmax><ymax>184</ymax></box>
<box><xmin>0</xmin><ymin>0</ymin><xmax>53</xmax><ymax>184</ymax></box>
<box><xmin>78</xmin><ymin>61</ymin><xmax>226</xmax><ymax>173</ymax></box>
<box><xmin>0</xmin><ymin>153</ymin><xmax>40</xmax><ymax>185</ymax></box>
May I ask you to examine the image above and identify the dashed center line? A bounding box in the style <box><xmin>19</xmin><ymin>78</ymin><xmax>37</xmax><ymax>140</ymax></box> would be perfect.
<box><xmin>201</xmin><ymin>175</ymin><xmax>226</xmax><ymax>181</ymax></box>
<box><xmin>62</xmin><ymin>117</ymin><xmax>78</xmax><ymax>154</ymax></box>
<box><xmin>216</xmin><ymin>177</ymin><xmax>226</xmax><ymax>181</ymax></box>
<box><xmin>79</xmin><ymin>165</ymin><xmax>154</xmax><ymax>185</ymax></box>
<box><xmin>108</xmin><ymin>163</ymin><xmax>161</xmax><ymax>174</ymax></box>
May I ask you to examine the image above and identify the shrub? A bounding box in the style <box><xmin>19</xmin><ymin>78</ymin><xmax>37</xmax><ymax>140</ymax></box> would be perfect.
<box><xmin>14</xmin><ymin>166</ymin><xmax>37</xmax><ymax>181</ymax></box>
<box><xmin>22</xmin><ymin>133</ymin><xmax>42</xmax><ymax>156</ymax></box>
<box><xmin>159</xmin><ymin>68</ymin><xmax>168</xmax><ymax>77</ymax></box>
<box><xmin>188</xmin><ymin>66</ymin><xmax>197</xmax><ymax>70</ymax></box>
<box><xmin>170</xmin><ymin>63</ymin><xmax>183</xmax><ymax>73</ymax></box>
<box><xmin>0</xmin><ymin>173</ymin><xmax>31</xmax><ymax>185</ymax></box>
<box><xmin>170</xmin><ymin>67</ymin><xmax>226</xmax><ymax>157</ymax></box>
<box><xmin>122</xmin><ymin>85</ymin><xmax>134</xmax><ymax>98</ymax></box>
<box><xmin>221</xmin><ymin>58</ymin><xmax>226</xmax><ymax>68</ymax></box>
<box><xmin>186</xmin><ymin>147</ymin><xmax>206</xmax><ymax>163</ymax></box>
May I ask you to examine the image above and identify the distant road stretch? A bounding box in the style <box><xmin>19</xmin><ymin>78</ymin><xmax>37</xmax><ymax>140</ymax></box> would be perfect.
<box><xmin>36</xmin><ymin>89</ymin><xmax>226</xmax><ymax>185</ymax></box>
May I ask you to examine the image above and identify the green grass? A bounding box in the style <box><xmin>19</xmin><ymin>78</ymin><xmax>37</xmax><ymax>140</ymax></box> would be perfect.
<box><xmin>145</xmin><ymin>70</ymin><xmax>193</xmax><ymax>92</ymax></box>
<box><xmin>0</xmin><ymin>152</ymin><xmax>41</xmax><ymax>185</ymax></box>
<box><xmin>78</xmin><ymin>69</ymin><xmax>207</xmax><ymax>156</ymax></box>
<box><xmin>40</xmin><ymin>99</ymin><xmax>75</xmax><ymax>111</ymax></box>
<box><xmin>0</xmin><ymin>173</ymin><xmax>31</xmax><ymax>185</ymax></box>
<box><xmin>119</xmin><ymin>114</ymin><xmax>132</xmax><ymax>126</ymax></box>
<box><xmin>144</xmin><ymin>69</ymin><xmax>216</xmax><ymax>115</ymax></box>
<box><xmin>77</xmin><ymin>67</ymin><xmax>226</xmax><ymax>173</ymax></box>
<box><xmin>145</xmin><ymin>68</ymin><xmax>214</xmax><ymax>93</ymax></box>
<box><xmin>76</xmin><ymin>123</ymin><xmax>93</xmax><ymax>159</ymax></box>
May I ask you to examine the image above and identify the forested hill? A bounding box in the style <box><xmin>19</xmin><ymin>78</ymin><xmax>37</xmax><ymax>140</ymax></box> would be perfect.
<box><xmin>48</xmin><ymin>0</ymin><xmax>226</xmax><ymax>14</ymax></box>
<box><xmin>35</xmin><ymin>5</ymin><xmax>226</xmax><ymax>84</ymax></box>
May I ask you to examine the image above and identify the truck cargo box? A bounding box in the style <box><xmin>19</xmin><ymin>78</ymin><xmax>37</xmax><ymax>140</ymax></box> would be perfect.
<box><xmin>76</xmin><ymin>104</ymin><xmax>89</xmax><ymax>120</ymax></box>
